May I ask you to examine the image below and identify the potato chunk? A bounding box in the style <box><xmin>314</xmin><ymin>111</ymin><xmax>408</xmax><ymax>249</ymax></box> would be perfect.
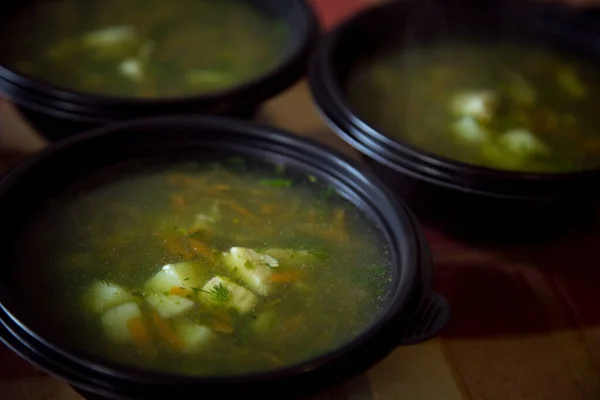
<box><xmin>145</xmin><ymin>262</ymin><xmax>203</xmax><ymax>294</ymax></box>
<box><xmin>221</xmin><ymin>247</ymin><xmax>278</xmax><ymax>296</ymax></box>
<box><xmin>101</xmin><ymin>302</ymin><xmax>143</xmax><ymax>344</ymax></box>
<box><xmin>198</xmin><ymin>276</ymin><xmax>258</xmax><ymax>314</ymax></box>
<box><xmin>145</xmin><ymin>293</ymin><xmax>195</xmax><ymax>319</ymax></box>
<box><xmin>174</xmin><ymin>323</ymin><xmax>215</xmax><ymax>352</ymax></box>
<box><xmin>84</xmin><ymin>281</ymin><xmax>135</xmax><ymax>314</ymax></box>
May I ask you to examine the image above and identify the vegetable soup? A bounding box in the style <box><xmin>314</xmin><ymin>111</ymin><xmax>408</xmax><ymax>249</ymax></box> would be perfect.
<box><xmin>348</xmin><ymin>42</ymin><xmax>600</xmax><ymax>172</ymax></box>
<box><xmin>9</xmin><ymin>157</ymin><xmax>390</xmax><ymax>375</ymax></box>
<box><xmin>0</xmin><ymin>0</ymin><xmax>288</xmax><ymax>97</ymax></box>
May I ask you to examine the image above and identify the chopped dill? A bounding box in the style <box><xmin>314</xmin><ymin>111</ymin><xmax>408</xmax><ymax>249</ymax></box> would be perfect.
<box><xmin>307</xmin><ymin>175</ymin><xmax>318</xmax><ymax>183</ymax></box>
<box><xmin>274</xmin><ymin>164</ymin><xmax>286</xmax><ymax>175</ymax></box>
<box><xmin>323</xmin><ymin>186</ymin><xmax>336</xmax><ymax>200</ymax></box>
<box><xmin>195</xmin><ymin>283</ymin><xmax>229</xmax><ymax>302</ymax></box>
<box><xmin>244</xmin><ymin>260</ymin><xmax>255</xmax><ymax>270</ymax></box>
<box><xmin>227</xmin><ymin>156</ymin><xmax>246</xmax><ymax>168</ymax></box>
<box><xmin>98</xmin><ymin>269</ymin><xmax>114</xmax><ymax>286</ymax></box>
<box><xmin>307</xmin><ymin>248</ymin><xmax>331</xmax><ymax>261</ymax></box>
<box><xmin>207</xmin><ymin>283</ymin><xmax>229</xmax><ymax>302</ymax></box>
<box><xmin>260</xmin><ymin>179</ymin><xmax>292</xmax><ymax>188</ymax></box>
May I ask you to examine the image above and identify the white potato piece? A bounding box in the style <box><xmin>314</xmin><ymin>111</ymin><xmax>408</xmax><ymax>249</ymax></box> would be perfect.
<box><xmin>199</xmin><ymin>276</ymin><xmax>258</xmax><ymax>314</ymax></box>
<box><xmin>174</xmin><ymin>323</ymin><xmax>215</xmax><ymax>352</ymax></box>
<box><xmin>145</xmin><ymin>293</ymin><xmax>195</xmax><ymax>319</ymax></box>
<box><xmin>451</xmin><ymin>116</ymin><xmax>490</xmax><ymax>144</ymax></box>
<box><xmin>84</xmin><ymin>281</ymin><xmax>135</xmax><ymax>314</ymax></box>
<box><xmin>500</xmin><ymin>128</ymin><xmax>549</xmax><ymax>155</ymax></box>
<box><xmin>450</xmin><ymin>90</ymin><xmax>498</xmax><ymax>122</ymax></box>
<box><xmin>118</xmin><ymin>59</ymin><xmax>144</xmax><ymax>81</ymax></box>
<box><xmin>101</xmin><ymin>302</ymin><xmax>143</xmax><ymax>344</ymax></box>
<box><xmin>145</xmin><ymin>262</ymin><xmax>203</xmax><ymax>294</ymax></box>
<box><xmin>221</xmin><ymin>247</ymin><xmax>278</xmax><ymax>296</ymax></box>
<box><xmin>83</xmin><ymin>25</ymin><xmax>137</xmax><ymax>47</ymax></box>
<box><xmin>557</xmin><ymin>68</ymin><xmax>586</xmax><ymax>99</ymax></box>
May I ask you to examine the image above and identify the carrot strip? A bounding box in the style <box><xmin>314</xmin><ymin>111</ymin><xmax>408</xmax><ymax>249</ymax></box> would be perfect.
<box><xmin>151</xmin><ymin>311</ymin><xmax>186</xmax><ymax>350</ymax></box>
<box><xmin>170</xmin><ymin>286</ymin><xmax>192</xmax><ymax>297</ymax></box>
<box><xmin>127</xmin><ymin>317</ymin><xmax>151</xmax><ymax>348</ymax></box>
<box><xmin>168</xmin><ymin>174</ymin><xmax>203</xmax><ymax>187</ymax></box>
<box><xmin>187</xmin><ymin>239</ymin><xmax>214</xmax><ymax>259</ymax></box>
<box><xmin>307</xmin><ymin>209</ymin><xmax>316</xmax><ymax>224</ymax></box>
<box><xmin>260</xmin><ymin>204</ymin><xmax>277</xmax><ymax>214</ymax></box>
<box><xmin>268</xmin><ymin>271</ymin><xmax>304</xmax><ymax>283</ymax></box>
<box><xmin>171</xmin><ymin>194</ymin><xmax>186</xmax><ymax>214</ymax></box>
<box><xmin>212</xmin><ymin>320</ymin><xmax>234</xmax><ymax>334</ymax></box>
<box><xmin>333</xmin><ymin>208</ymin><xmax>346</xmax><ymax>230</ymax></box>
<box><xmin>161</xmin><ymin>235</ymin><xmax>195</xmax><ymax>261</ymax></box>
<box><xmin>283</xmin><ymin>315</ymin><xmax>302</xmax><ymax>334</ymax></box>
<box><xmin>221</xmin><ymin>201</ymin><xmax>255</xmax><ymax>219</ymax></box>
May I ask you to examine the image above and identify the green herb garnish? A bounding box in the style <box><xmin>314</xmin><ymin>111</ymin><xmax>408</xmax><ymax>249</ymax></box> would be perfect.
<box><xmin>307</xmin><ymin>248</ymin><xmax>331</xmax><ymax>261</ymax></box>
<box><xmin>227</xmin><ymin>156</ymin><xmax>246</xmax><ymax>168</ymax></box>
<box><xmin>255</xmin><ymin>247</ymin><xmax>267</xmax><ymax>254</ymax></box>
<box><xmin>324</xmin><ymin>186</ymin><xmax>336</xmax><ymax>200</ymax></box>
<box><xmin>207</xmin><ymin>282</ymin><xmax>229</xmax><ymax>302</ymax></box>
<box><xmin>307</xmin><ymin>175</ymin><xmax>318</xmax><ymax>183</ymax></box>
<box><xmin>261</xmin><ymin>179</ymin><xmax>292</xmax><ymax>188</ymax></box>
<box><xmin>244</xmin><ymin>260</ymin><xmax>255</xmax><ymax>270</ymax></box>
<box><xmin>98</xmin><ymin>269</ymin><xmax>114</xmax><ymax>286</ymax></box>
<box><xmin>274</xmin><ymin>164</ymin><xmax>286</xmax><ymax>175</ymax></box>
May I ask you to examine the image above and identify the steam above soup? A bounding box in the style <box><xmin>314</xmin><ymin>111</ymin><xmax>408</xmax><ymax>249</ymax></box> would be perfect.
<box><xmin>10</xmin><ymin>158</ymin><xmax>390</xmax><ymax>375</ymax></box>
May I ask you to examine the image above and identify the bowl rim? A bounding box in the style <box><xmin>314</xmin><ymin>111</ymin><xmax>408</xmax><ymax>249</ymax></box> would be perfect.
<box><xmin>0</xmin><ymin>0</ymin><xmax>320</xmax><ymax>114</ymax></box>
<box><xmin>0</xmin><ymin>116</ymin><xmax>425</xmax><ymax>388</ymax></box>
<box><xmin>307</xmin><ymin>0</ymin><xmax>600</xmax><ymax>197</ymax></box>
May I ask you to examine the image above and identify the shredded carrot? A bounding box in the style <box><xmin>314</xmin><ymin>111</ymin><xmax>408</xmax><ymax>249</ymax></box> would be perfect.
<box><xmin>171</xmin><ymin>194</ymin><xmax>185</xmax><ymax>206</ymax></box>
<box><xmin>127</xmin><ymin>317</ymin><xmax>151</xmax><ymax>348</ymax></box>
<box><xmin>171</xmin><ymin>194</ymin><xmax>186</xmax><ymax>214</ymax></box>
<box><xmin>187</xmin><ymin>239</ymin><xmax>214</xmax><ymax>258</ymax></box>
<box><xmin>221</xmin><ymin>201</ymin><xmax>255</xmax><ymax>219</ymax></box>
<box><xmin>170</xmin><ymin>286</ymin><xmax>192</xmax><ymax>297</ymax></box>
<box><xmin>260</xmin><ymin>204</ymin><xmax>277</xmax><ymax>214</ymax></box>
<box><xmin>151</xmin><ymin>311</ymin><xmax>186</xmax><ymax>350</ymax></box>
<box><xmin>168</xmin><ymin>174</ymin><xmax>203</xmax><ymax>187</ymax></box>
<box><xmin>333</xmin><ymin>208</ymin><xmax>346</xmax><ymax>230</ymax></box>
<box><xmin>268</xmin><ymin>271</ymin><xmax>303</xmax><ymax>283</ymax></box>
<box><xmin>307</xmin><ymin>209</ymin><xmax>316</xmax><ymax>224</ymax></box>
<box><xmin>212</xmin><ymin>320</ymin><xmax>234</xmax><ymax>334</ymax></box>
<box><xmin>210</xmin><ymin>309</ymin><xmax>232</xmax><ymax>324</ymax></box>
<box><xmin>162</xmin><ymin>236</ymin><xmax>195</xmax><ymax>260</ymax></box>
<box><xmin>283</xmin><ymin>315</ymin><xmax>302</xmax><ymax>334</ymax></box>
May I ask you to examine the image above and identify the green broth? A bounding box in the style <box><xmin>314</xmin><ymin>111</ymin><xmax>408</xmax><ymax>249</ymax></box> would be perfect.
<box><xmin>348</xmin><ymin>42</ymin><xmax>600</xmax><ymax>172</ymax></box>
<box><xmin>0</xmin><ymin>0</ymin><xmax>288</xmax><ymax>97</ymax></box>
<box><xmin>10</xmin><ymin>159</ymin><xmax>390</xmax><ymax>375</ymax></box>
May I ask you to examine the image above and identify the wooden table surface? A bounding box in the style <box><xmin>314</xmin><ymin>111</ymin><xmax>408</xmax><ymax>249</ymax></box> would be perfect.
<box><xmin>1</xmin><ymin>1</ymin><xmax>599</xmax><ymax>399</ymax></box>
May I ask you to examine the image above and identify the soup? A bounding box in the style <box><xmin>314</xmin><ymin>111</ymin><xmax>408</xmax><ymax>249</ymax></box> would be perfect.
<box><xmin>348</xmin><ymin>42</ymin><xmax>600</xmax><ymax>172</ymax></box>
<box><xmin>0</xmin><ymin>0</ymin><xmax>288</xmax><ymax>97</ymax></box>
<box><xmin>10</xmin><ymin>157</ymin><xmax>390</xmax><ymax>375</ymax></box>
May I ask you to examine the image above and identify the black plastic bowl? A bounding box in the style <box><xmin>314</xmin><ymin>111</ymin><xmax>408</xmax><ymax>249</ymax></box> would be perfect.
<box><xmin>0</xmin><ymin>0</ymin><xmax>319</xmax><ymax>141</ymax></box>
<box><xmin>0</xmin><ymin>116</ymin><xmax>449</xmax><ymax>399</ymax></box>
<box><xmin>308</xmin><ymin>0</ymin><xmax>600</xmax><ymax>241</ymax></box>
